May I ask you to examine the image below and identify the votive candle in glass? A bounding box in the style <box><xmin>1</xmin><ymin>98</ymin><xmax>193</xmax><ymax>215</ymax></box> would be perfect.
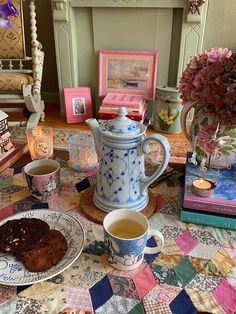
<box><xmin>68</xmin><ymin>134</ymin><xmax>97</xmax><ymax>171</ymax></box>
<box><xmin>26</xmin><ymin>126</ymin><xmax>53</xmax><ymax>160</ymax></box>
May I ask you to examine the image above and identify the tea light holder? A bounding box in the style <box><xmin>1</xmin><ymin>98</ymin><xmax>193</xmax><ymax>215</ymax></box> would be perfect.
<box><xmin>26</xmin><ymin>126</ymin><xmax>53</xmax><ymax>160</ymax></box>
<box><xmin>68</xmin><ymin>134</ymin><xmax>98</xmax><ymax>171</ymax></box>
<box><xmin>192</xmin><ymin>178</ymin><xmax>216</xmax><ymax>197</ymax></box>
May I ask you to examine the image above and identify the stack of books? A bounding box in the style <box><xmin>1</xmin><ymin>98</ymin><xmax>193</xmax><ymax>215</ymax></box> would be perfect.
<box><xmin>180</xmin><ymin>152</ymin><xmax>236</xmax><ymax>230</ymax></box>
<box><xmin>98</xmin><ymin>92</ymin><xmax>148</xmax><ymax>122</ymax></box>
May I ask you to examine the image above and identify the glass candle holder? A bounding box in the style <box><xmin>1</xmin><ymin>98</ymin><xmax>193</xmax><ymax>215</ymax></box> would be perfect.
<box><xmin>26</xmin><ymin>126</ymin><xmax>53</xmax><ymax>160</ymax></box>
<box><xmin>68</xmin><ymin>134</ymin><xmax>98</xmax><ymax>171</ymax></box>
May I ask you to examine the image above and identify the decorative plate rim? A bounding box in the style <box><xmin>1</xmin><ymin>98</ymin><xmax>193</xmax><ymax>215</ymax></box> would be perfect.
<box><xmin>0</xmin><ymin>209</ymin><xmax>85</xmax><ymax>286</ymax></box>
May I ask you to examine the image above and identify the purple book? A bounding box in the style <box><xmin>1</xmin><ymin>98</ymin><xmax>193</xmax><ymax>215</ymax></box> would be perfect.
<box><xmin>183</xmin><ymin>153</ymin><xmax>236</xmax><ymax>215</ymax></box>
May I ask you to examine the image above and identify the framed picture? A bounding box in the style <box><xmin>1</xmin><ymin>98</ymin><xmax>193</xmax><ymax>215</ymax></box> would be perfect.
<box><xmin>63</xmin><ymin>87</ymin><xmax>93</xmax><ymax>124</ymax></box>
<box><xmin>98</xmin><ymin>50</ymin><xmax>158</xmax><ymax>100</ymax></box>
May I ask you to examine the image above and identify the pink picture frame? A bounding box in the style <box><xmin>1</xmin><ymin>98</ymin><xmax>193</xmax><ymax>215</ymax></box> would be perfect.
<box><xmin>63</xmin><ymin>87</ymin><xmax>93</xmax><ymax>124</ymax></box>
<box><xmin>98</xmin><ymin>50</ymin><xmax>158</xmax><ymax>100</ymax></box>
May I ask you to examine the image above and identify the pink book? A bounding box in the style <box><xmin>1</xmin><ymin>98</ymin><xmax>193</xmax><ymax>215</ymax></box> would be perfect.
<box><xmin>98</xmin><ymin>104</ymin><xmax>147</xmax><ymax>121</ymax></box>
<box><xmin>102</xmin><ymin>93</ymin><xmax>144</xmax><ymax>109</ymax></box>
<box><xmin>183</xmin><ymin>153</ymin><xmax>236</xmax><ymax>215</ymax></box>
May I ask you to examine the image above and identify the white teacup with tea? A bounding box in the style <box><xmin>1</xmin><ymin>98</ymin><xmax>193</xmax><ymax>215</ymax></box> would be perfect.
<box><xmin>103</xmin><ymin>209</ymin><xmax>164</xmax><ymax>270</ymax></box>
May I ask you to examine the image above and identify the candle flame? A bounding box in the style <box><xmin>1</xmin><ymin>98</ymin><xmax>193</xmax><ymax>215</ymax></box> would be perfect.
<box><xmin>199</xmin><ymin>178</ymin><xmax>203</xmax><ymax>184</ymax></box>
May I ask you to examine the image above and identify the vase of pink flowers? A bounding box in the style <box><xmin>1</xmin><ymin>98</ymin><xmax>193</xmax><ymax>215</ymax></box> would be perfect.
<box><xmin>180</xmin><ymin>48</ymin><xmax>236</xmax><ymax>168</ymax></box>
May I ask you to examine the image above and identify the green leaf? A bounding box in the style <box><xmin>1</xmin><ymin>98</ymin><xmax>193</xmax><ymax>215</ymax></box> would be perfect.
<box><xmin>193</xmin><ymin>123</ymin><xmax>200</xmax><ymax>137</ymax></box>
<box><xmin>219</xmin><ymin>148</ymin><xmax>230</xmax><ymax>156</ymax></box>
<box><xmin>200</xmin><ymin>117</ymin><xmax>208</xmax><ymax>126</ymax></box>
<box><xmin>224</xmin><ymin>129</ymin><xmax>236</xmax><ymax>138</ymax></box>
<box><xmin>167</xmin><ymin>105</ymin><xmax>171</xmax><ymax>116</ymax></box>
<box><xmin>174</xmin><ymin>111</ymin><xmax>180</xmax><ymax>120</ymax></box>
<box><xmin>196</xmin><ymin>146</ymin><xmax>207</xmax><ymax>157</ymax></box>
<box><xmin>158</xmin><ymin>116</ymin><xmax>169</xmax><ymax>131</ymax></box>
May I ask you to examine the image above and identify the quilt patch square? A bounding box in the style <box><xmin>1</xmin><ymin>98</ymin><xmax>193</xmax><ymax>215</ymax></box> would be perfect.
<box><xmin>15</xmin><ymin>297</ymin><xmax>42</xmax><ymax>314</ymax></box>
<box><xmin>186</xmin><ymin>273</ymin><xmax>222</xmax><ymax>292</ymax></box>
<box><xmin>149</xmin><ymin>212</ymin><xmax>165</xmax><ymax>231</ymax></box>
<box><xmin>108</xmin><ymin>274</ymin><xmax>139</xmax><ymax>300</ymax></box>
<box><xmin>169</xmin><ymin>289</ymin><xmax>196</xmax><ymax>314</ymax></box>
<box><xmin>133</xmin><ymin>264</ymin><xmax>157</xmax><ymax>299</ymax></box>
<box><xmin>189</xmin><ymin>243</ymin><xmax>220</xmax><ymax>259</ymax></box>
<box><xmin>174</xmin><ymin>256</ymin><xmax>197</xmax><ymax>287</ymax></box>
<box><xmin>213</xmin><ymin>279</ymin><xmax>236</xmax><ymax>314</ymax></box>
<box><xmin>151</xmin><ymin>265</ymin><xmax>182</xmax><ymax>288</ymax></box>
<box><xmin>144</xmin><ymin>283</ymin><xmax>180</xmax><ymax>305</ymax></box>
<box><xmin>189</xmin><ymin>229</ymin><xmax>220</xmax><ymax>246</ymax></box>
<box><xmin>160</xmin><ymin>225</ymin><xmax>183</xmax><ymax>241</ymax></box>
<box><xmin>143</xmin><ymin>297</ymin><xmax>172</xmax><ymax>314</ymax></box>
<box><xmin>211</xmin><ymin>247</ymin><xmax>234</xmax><ymax>276</ymax></box>
<box><xmin>186</xmin><ymin>288</ymin><xmax>225</xmax><ymax>314</ymax></box>
<box><xmin>153</xmin><ymin>251</ymin><xmax>184</xmax><ymax>268</ymax></box>
<box><xmin>175</xmin><ymin>229</ymin><xmax>197</xmax><ymax>254</ymax></box>
<box><xmin>161</xmin><ymin>239</ymin><xmax>183</xmax><ymax>256</ymax></box>
<box><xmin>89</xmin><ymin>275</ymin><xmax>113</xmax><ymax>311</ymax></box>
<box><xmin>64</xmin><ymin>286</ymin><xmax>93</xmax><ymax>311</ymax></box>
<box><xmin>96</xmin><ymin>295</ymin><xmax>138</xmax><ymax>314</ymax></box>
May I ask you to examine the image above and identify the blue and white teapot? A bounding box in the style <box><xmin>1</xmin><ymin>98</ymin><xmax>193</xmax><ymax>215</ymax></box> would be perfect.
<box><xmin>86</xmin><ymin>107</ymin><xmax>170</xmax><ymax>212</ymax></box>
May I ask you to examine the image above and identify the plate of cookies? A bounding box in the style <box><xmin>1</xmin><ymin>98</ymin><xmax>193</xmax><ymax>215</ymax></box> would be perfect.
<box><xmin>0</xmin><ymin>209</ymin><xmax>85</xmax><ymax>286</ymax></box>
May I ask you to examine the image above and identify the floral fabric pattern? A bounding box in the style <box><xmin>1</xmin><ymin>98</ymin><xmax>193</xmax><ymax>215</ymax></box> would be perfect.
<box><xmin>0</xmin><ymin>73</ymin><xmax>33</xmax><ymax>94</ymax></box>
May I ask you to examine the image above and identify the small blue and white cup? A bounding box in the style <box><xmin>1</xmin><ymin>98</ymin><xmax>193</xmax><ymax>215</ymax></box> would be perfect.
<box><xmin>103</xmin><ymin>209</ymin><xmax>164</xmax><ymax>270</ymax></box>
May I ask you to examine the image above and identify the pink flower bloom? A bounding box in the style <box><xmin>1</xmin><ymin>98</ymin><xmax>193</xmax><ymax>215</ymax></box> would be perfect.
<box><xmin>197</xmin><ymin>124</ymin><xmax>221</xmax><ymax>154</ymax></box>
<box><xmin>179</xmin><ymin>48</ymin><xmax>236</xmax><ymax>124</ymax></box>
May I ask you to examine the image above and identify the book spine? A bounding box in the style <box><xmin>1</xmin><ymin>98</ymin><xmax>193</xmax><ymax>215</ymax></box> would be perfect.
<box><xmin>99</xmin><ymin>106</ymin><xmax>141</xmax><ymax>113</ymax></box>
<box><xmin>180</xmin><ymin>209</ymin><xmax>236</xmax><ymax>230</ymax></box>
<box><xmin>103</xmin><ymin>93</ymin><xmax>143</xmax><ymax>107</ymax></box>
<box><xmin>183</xmin><ymin>198</ymin><xmax>236</xmax><ymax>214</ymax></box>
<box><xmin>98</xmin><ymin>111</ymin><xmax>145</xmax><ymax>121</ymax></box>
<box><xmin>101</xmin><ymin>101</ymin><xmax>142</xmax><ymax>109</ymax></box>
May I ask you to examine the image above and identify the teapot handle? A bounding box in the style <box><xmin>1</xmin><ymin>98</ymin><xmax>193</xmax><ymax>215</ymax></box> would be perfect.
<box><xmin>180</xmin><ymin>100</ymin><xmax>201</xmax><ymax>142</ymax></box>
<box><xmin>139</xmin><ymin>134</ymin><xmax>170</xmax><ymax>195</ymax></box>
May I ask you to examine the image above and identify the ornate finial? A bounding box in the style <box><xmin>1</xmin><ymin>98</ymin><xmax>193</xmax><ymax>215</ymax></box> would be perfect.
<box><xmin>118</xmin><ymin>107</ymin><xmax>128</xmax><ymax>119</ymax></box>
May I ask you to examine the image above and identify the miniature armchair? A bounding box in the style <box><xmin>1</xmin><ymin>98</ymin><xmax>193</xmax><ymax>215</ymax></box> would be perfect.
<box><xmin>0</xmin><ymin>0</ymin><xmax>45</xmax><ymax>127</ymax></box>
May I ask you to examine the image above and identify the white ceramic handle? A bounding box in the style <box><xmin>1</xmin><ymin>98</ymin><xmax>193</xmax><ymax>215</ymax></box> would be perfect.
<box><xmin>139</xmin><ymin>134</ymin><xmax>170</xmax><ymax>195</ymax></box>
<box><xmin>144</xmin><ymin>229</ymin><xmax>164</xmax><ymax>255</ymax></box>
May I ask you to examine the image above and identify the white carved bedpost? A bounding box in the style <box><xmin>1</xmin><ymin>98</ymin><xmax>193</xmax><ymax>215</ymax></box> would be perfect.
<box><xmin>51</xmin><ymin>0</ymin><xmax>75</xmax><ymax>115</ymax></box>
<box><xmin>29</xmin><ymin>0</ymin><xmax>43</xmax><ymax>96</ymax></box>
<box><xmin>23</xmin><ymin>0</ymin><xmax>45</xmax><ymax>124</ymax></box>
<box><xmin>177</xmin><ymin>0</ymin><xmax>209</xmax><ymax>124</ymax></box>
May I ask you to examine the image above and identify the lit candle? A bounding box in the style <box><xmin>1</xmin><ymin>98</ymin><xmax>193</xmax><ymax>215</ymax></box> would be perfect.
<box><xmin>192</xmin><ymin>178</ymin><xmax>216</xmax><ymax>197</ymax></box>
<box><xmin>26</xmin><ymin>126</ymin><xmax>53</xmax><ymax>160</ymax></box>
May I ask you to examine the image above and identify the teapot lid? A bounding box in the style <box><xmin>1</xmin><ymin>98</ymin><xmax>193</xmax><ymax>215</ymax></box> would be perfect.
<box><xmin>103</xmin><ymin>107</ymin><xmax>140</xmax><ymax>136</ymax></box>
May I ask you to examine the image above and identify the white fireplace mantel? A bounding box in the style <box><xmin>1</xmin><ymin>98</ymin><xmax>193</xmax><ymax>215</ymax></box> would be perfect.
<box><xmin>51</xmin><ymin>0</ymin><xmax>208</xmax><ymax>121</ymax></box>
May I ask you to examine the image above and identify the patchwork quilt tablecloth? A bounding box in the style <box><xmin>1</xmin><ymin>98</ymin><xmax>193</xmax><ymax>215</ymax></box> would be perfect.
<box><xmin>0</xmin><ymin>160</ymin><xmax>236</xmax><ymax>314</ymax></box>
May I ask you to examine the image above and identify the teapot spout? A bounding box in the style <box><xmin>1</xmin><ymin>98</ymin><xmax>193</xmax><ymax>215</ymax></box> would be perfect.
<box><xmin>86</xmin><ymin>118</ymin><xmax>101</xmax><ymax>156</ymax></box>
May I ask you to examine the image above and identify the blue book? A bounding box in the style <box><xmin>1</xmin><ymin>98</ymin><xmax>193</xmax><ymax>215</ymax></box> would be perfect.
<box><xmin>180</xmin><ymin>207</ymin><xmax>236</xmax><ymax>231</ymax></box>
